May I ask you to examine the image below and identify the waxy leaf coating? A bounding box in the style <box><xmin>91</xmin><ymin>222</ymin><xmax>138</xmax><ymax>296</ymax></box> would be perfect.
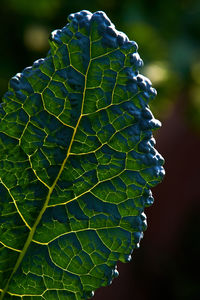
<box><xmin>0</xmin><ymin>10</ymin><xmax>165</xmax><ymax>299</ymax></box>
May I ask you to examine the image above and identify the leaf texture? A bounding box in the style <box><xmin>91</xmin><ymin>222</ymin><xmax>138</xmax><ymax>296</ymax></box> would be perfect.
<box><xmin>0</xmin><ymin>10</ymin><xmax>165</xmax><ymax>300</ymax></box>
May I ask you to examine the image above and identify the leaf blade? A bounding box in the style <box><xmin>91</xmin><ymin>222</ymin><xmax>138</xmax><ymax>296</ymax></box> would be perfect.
<box><xmin>0</xmin><ymin>10</ymin><xmax>164</xmax><ymax>299</ymax></box>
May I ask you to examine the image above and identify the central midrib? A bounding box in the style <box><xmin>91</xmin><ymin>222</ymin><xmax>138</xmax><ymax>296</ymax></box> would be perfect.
<box><xmin>0</xmin><ymin>43</ymin><xmax>91</xmax><ymax>300</ymax></box>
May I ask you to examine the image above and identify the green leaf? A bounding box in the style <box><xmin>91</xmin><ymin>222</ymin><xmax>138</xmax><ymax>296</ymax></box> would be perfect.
<box><xmin>0</xmin><ymin>10</ymin><xmax>165</xmax><ymax>300</ymax></box>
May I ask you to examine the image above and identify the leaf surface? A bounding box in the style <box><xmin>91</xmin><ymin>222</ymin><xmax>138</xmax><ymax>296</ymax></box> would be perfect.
<box><xmin>0</xmin><ymin>10</ymin><xmax>165</xmax><ymax>299</ymax></box>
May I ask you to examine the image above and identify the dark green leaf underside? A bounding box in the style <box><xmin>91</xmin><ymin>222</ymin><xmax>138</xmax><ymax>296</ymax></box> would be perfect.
<box><xmin>0</xmin><ymin>10</ymin><xmax>164</xmax><ymax>300</ymax></box>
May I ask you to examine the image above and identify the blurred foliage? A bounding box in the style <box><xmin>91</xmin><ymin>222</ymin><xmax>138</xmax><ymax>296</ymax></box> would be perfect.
<box><xmin>0</xmin><ymin>0</ymin><xmax>200</xmax><ymax>129</ymax></box>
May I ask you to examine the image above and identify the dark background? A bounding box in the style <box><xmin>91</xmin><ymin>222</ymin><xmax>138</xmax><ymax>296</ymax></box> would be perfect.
<box><xmin>0</xmin><ymin>0</ymin><xmax>200</xmax><ymax>299</ymax></box>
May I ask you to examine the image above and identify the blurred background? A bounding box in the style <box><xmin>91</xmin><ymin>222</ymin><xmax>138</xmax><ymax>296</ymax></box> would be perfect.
<box><xmin>0</xmin><ymin>0</ymin><xmax>200</xmax><ymax>299</ymax></box>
